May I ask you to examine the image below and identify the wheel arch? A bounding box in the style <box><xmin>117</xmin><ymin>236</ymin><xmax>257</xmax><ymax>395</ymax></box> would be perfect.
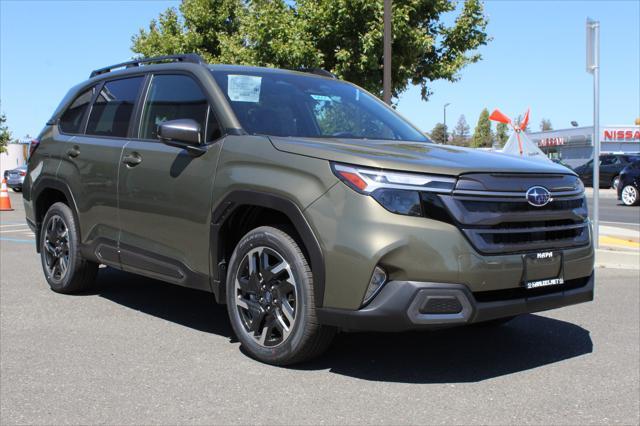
<box><xmin>211</xmin><ymin>190</ymin><xmax>325</xmax><ymax>307</ymax></box>
<box><xmin>31</xmin><ymin>179</ymin><xmax>79</xmax><ymax>253</ymax></box>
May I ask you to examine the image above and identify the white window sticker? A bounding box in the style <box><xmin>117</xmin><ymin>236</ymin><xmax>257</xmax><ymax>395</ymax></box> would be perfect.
<box><xmin>227</xmin><ymin>75</ymin><xmax>262</xmax><ymax>103</ymax></box>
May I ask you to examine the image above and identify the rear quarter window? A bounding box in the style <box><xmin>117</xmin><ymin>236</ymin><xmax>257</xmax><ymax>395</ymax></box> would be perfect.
<box><xmin>59</xmin><ymin>87</ymin><xmax>94</xmax><ymax>134</ymax></box>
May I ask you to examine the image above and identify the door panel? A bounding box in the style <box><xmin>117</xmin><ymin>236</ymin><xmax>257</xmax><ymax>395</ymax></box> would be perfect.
<box><xmin>57</xmin><ymin>135</ymin><xmax>127</xmax><ymax>248</ymax></box>
<box><xmin>117</xmin><ymin>140</ymin><xmax>222</xmax><ymax>286</ymax></box>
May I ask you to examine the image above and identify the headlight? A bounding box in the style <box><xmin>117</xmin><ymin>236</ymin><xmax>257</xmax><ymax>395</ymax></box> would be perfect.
<box><xmin>331</xmin><ymin>162</ymin><xmax>456</xmax><ymax>221</ymax></box>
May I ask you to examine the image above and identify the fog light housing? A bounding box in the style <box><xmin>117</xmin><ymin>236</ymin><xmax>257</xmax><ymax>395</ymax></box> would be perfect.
<box><xmin>362</xmin><ymin>266</ymin><xmax>387</xmax><ymax>306</ymax></box>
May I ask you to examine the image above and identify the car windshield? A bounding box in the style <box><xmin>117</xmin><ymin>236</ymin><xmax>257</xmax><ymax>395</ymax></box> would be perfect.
<box><xmin>210</xmin><ymin>69</ymin><xmax>428</xmax><ymax>142</ymax></box>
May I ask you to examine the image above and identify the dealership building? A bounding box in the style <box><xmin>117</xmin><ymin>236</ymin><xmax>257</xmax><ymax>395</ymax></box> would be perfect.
<box><xmin>527</xmin><ymin>125</ymin><xmax>640</xmax><ymax>168</ymax></box>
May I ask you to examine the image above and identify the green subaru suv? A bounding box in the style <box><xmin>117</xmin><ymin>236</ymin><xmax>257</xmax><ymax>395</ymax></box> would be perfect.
<box><xmin>23</xmin><ymin>54</ymin><xmax>594</xmax><ymax>365</ymax></box>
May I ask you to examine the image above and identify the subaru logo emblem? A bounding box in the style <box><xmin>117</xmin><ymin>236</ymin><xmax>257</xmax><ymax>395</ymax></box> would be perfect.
<box><xmin>526</xmin><ymin>186</ymin><xmax>552</xmax><ymax>207</ymax></box>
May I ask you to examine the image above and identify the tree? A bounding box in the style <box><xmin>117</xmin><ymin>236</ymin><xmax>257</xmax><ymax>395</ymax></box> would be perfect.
<box><xmin>539</xmin><ymin>118</ymin><xmax>552</xmax><ymax>131</ymax></box>
<box><xmin>495</xmin><ymin>122</ymin><xmax>509</xmax><ymax>147</ymax></box>
<box><xmin>451</xmin><ymin>115</ymin><xmax>470</xmax><ymax>146</ymax></box>
<box><xmin>471</xmin><ymin>108</ymin><xmax>492</xmax><ymax>148</ymax></box>
<box><xmin>132</xmin><ymin>0</ymin><xmax>490</xmax><ymax>100</ymax></box>
<box><xmin>0</xmin><ymin>111</ymin><xmax>11</xmax><ymax>154</ymax></box>
<box><xmin>430</xmin><ymin>123</ymin><xmax>447</xmax><ymax>144</ymax></box>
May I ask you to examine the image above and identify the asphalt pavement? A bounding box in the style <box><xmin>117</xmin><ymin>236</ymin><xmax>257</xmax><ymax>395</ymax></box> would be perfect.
<box><xmin>1</xmin><ymin>191</ymin><xmax>639</xmax><ymax>425</ymax></box>
<box><xmin>584</xmin><ymin>188</ymin><xmax>640</xmax><ymax>230</ymax></box>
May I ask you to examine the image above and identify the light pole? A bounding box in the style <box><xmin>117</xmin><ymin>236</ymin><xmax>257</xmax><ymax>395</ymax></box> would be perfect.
<box><xmin>443</xmin><ymin>103</ymin><xmax>450</xmax><ymax>144</ymax></box>
<box><xmin>383</xmin><ymin>0</ymin><xmax>392</xmax><ymax>105</ymax></box>
<box><xmin>587</xmin><ymin>18</ymin><xmax>600</xmax><ymax>248</ymax></box>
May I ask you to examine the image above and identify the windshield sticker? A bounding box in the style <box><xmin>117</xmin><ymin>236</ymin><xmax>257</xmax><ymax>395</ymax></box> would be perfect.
<box><xmin>228</xmin><ymin>75</ymin><xmax>261</xmax><ymax>102</ymax></box>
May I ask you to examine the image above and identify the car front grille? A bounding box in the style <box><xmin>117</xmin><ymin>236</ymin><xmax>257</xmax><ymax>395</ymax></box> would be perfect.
<box><xmin>437</xmin><ymin>173</ymin><xmax>590</xmax><ymax>255</ymax></box>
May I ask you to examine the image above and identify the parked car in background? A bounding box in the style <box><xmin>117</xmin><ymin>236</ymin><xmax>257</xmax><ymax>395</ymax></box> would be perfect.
<box><xmin>6</xmin><ymin>165</ymin><xmax>27</xmax><ymax>192</ymax></box>
<box><xmin>617</xmin><ymin>160</ymin><xmax>640</xmax><ymax>206</ymax></box>
<box><xmin>573</xmin><ymin>153</ymin><xmax>640</xmax><ymax>190</ymax></box>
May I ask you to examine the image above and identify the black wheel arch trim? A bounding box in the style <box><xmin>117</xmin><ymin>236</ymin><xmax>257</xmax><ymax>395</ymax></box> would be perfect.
<box><xmin>29</xmin><ymin>178</ymin><xmax>80</xmax><ymax>253</ymax></box>
<box><xmin>211</xmin><ymin>190</ymin><xmax>326</xmax><ymax>307</ymax></box>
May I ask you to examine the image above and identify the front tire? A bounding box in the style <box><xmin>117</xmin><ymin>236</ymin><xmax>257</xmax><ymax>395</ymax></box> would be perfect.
<box><xmin>40</xmin><ymin>202</ymin><xmax>98</xmax><ymax>293</ymax></box>
<box><xmin>226</xmin><ymin>226</ymin><xmax>335</xmax><ymax>365</ymax></box>
<box><xmin>621</xmin><ymin>185</ymin><xmax>639</xmax><ymax>206</ymax></box>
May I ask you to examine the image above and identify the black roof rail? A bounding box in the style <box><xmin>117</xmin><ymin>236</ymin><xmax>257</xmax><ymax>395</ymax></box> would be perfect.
<box><xmin>297</xmin><ymin>67</ymin><xmax>337</xmax><ymax>79</ymax></box>
<box><xmin>90</xmin><ymin>53</ymin><xmax>205</xmax><ymax>78</ymax></box>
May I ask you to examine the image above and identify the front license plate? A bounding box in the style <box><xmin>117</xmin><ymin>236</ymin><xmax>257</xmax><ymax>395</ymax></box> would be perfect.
<box><xmin>525</xmin><ymin>277</ymin><xmax>564</xmax><ymax>289</ymax></box>
<box><xmin>522</xmin><ymin>251</ymin><xmax>564</xmax><ymax>290</ymax></box>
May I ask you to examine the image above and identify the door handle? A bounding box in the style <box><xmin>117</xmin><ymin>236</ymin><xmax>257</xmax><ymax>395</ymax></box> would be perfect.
<box><xmin>122</xmin><ymin>152</ymin><xmax>143</xmax><ymax>167</ymax></box>
<box><xmin>66</xmin><ymin>146</ymin><xmax>80</xmax><ymax>158</ymax></box>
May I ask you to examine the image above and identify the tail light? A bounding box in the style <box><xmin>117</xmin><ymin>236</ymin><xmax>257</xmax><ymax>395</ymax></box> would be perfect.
<box><xmin>19</xmin><ymin>170</ymin><xmax>26</xmax><ymax>176</ymax></box>
<box><xmin>28</xmin><ymin>139</ymin><xmax>40</xmax><ymax>159</ymax></box>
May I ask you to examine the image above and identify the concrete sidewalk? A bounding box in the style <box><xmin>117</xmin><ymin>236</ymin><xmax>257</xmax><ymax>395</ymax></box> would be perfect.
<box><xmin>597</xmin><ymin>224</ymin><xmax>639</xmax><ymax>269</ymax></box>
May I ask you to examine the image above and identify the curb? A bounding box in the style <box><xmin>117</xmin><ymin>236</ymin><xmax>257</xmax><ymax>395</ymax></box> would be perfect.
<box><xmin>596</xmin><ymin>249</ymin><xmax>640</xmax><ymax>270</ymax></box>
<box><xmin>599</xmin><ymin>236</ymin><xmax>640</xmax><ymax>249</ymax></box>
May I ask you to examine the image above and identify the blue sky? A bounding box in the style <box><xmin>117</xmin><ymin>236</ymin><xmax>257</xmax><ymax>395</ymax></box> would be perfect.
<box><xmin>1</xmin><ymin>0</ymin><xmax>638</xmax><ymax>138</ymax></box>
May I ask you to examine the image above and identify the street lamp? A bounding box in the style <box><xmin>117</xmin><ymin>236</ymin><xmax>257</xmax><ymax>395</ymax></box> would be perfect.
<box><xmin>443</xmin><ymin>103</ymin><xmax>451</xmax><ymax>144</ymax></box>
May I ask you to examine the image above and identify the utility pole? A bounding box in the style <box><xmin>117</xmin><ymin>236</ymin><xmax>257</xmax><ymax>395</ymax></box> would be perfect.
<box><xmin>383</xmin><ymin>0</ymin><xmax>392</xmax><ymax>105</ymax></box>
<box><xmin>587</xmin><ymin>18</ymin><xmax>600</xmax><ymax>248</ymax></box>
<box><xmin>443</xmin><ymin>103</ymin><xmax>450</xmax><ymax>144</ymax></box>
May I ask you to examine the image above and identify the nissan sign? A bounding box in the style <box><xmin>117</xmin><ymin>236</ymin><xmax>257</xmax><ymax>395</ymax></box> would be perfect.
<box><xmin>602</xmin><ymin>127</ymin><xmax>640</xmax><ymax>142</ymax></box>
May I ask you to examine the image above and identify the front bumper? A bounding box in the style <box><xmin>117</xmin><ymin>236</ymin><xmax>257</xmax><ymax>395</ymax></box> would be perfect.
<box><xmin>317</xmin><ymin>273</ymin><xmax>594</xmax><ymax>332</ymax></box>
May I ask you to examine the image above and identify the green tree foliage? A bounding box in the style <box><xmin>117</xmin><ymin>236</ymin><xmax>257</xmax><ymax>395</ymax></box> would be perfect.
<box><xmin>430</xmin><ymin>122</ymin><xmax>447</xmax><ymax>144</ymax></box>
<box><xmin>0</xmin><ymin>111</ymin><xmax>11</xmax><ymax>154</ymax></box>
<box><xmin>450</xmin><ymin>114</ymin><xmax>470</xmax><ymax>146</ymax></box>
<box><xmin>539</xmin><ymin>118</ymin><xmax>552</xmax><ymax>131</ymax></box>
<box><xmin>132</xmin><ymin>0</ymin><xmax>490</xmax><ymax>100</ymax></box>
<box><xmin>471</xmin><ymin>108</ymin><xmax>492</xmax><ymax>148</ymax></box>
<box><xmin>495</xmin><ymin>121</ymin><xmax>509</xmax><ymax>147</ymax></box>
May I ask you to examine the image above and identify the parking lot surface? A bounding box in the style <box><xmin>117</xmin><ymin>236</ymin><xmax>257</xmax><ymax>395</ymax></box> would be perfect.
<box><xmin>1</xmin><ymin>191</ymin><xmax>639</xmax><ymax>425</ymax></box>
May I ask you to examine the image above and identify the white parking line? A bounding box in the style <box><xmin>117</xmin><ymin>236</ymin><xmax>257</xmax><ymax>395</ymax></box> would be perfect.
<box><xmin>0</xmin><ymin>224</ymin><xmax>29</xmax><ymax>228</ymax></box>
<box><xmin>0</xmin><ymin>228</ymin><xmax>32</xmax><ymax>234</ymax></box>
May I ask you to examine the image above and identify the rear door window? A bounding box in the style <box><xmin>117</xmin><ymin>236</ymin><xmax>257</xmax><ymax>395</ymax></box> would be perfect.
<box><xmin>59</xmin><ymin>87</ymin><xmax>95</xmax><ymax>134</ymax></box>
<box><xmin>140</xmin><ymin>74</ymin><xmax>219</xmax><ymax>142</ymax></box>
<box><xmin>86</xmin><ymin>76</ymin><xmax>144</xmax><ymax>138</ymax></box>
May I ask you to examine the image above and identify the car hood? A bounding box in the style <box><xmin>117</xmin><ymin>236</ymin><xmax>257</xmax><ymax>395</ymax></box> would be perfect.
<box><xmin>269</xmin><ymin>137</ymin><xmax>574</xmax><ymax>176</ymax></box>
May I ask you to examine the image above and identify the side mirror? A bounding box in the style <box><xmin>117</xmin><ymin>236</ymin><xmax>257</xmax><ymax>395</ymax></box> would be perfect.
<box><xmin>158</xmin><ymin>119</ymin><xmax>206</xmax><ymax>155</ymax></box>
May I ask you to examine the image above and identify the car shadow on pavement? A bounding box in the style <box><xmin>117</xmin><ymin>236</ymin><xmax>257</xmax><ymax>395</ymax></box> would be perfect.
<box><xmin>93</xmin><ymin>267</ymin><xmax>235</xmax><ymax>339</ymax></box>
<box><xmin>93</xmin><ymin>267</ymin><xmax>592</xmax><ymax>383</ymax></box>
<box><xmin>300</xmin><ymin>315</ymin><xmax>593</xmax><ymax>383</ymax></box>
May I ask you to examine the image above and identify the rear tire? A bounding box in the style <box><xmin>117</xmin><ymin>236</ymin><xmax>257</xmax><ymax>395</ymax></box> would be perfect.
<box><xmin>40</xmin><ymin>202</ymin><xmax>98</xmax><ymax>293</ymax></box>
<box><xmin>621</xmin><ymin>185</ymin><xmax>639</xmax><ymax>206</ymax></box>
<box><xmin>226</xmin><ymin>226</ymin><xmax>335</xmax><ymax>365</ymax></box>
<box><xmin>11</xmin><ymin>187</ymin><xmax>21</xmax><ymax>192</ymax></box>
<box><xmin>611</xmin><ymin>175</ymin><xmax>620</xmax><ymax>190</ymax></box>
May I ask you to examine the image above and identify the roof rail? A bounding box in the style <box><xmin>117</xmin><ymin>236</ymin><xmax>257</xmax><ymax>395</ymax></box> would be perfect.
<box><xmin>90</xmin><ymin>53</ymin><xmax>205</xmax><ymax>78</ymax></box>
<box><xmin>298</xmin><ymin>68</ymin><xmax>337</xmax><ymax>79</ymax></box>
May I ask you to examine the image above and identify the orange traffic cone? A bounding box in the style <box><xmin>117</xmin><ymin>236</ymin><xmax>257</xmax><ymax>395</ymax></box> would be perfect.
<box><xmin>1</xmin><ymin>178</ymin><xmax>14</xmax><ymax>211</ymax></box>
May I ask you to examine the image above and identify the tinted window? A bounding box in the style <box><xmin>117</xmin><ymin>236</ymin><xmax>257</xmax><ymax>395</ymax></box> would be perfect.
<box><xmin>86</xmin><ymin>77</ymin><xmax>144</xmax><ymax>138</ymax></box>
<box><xmin>140</xmin><ymin>74</ymin><xmax>219</xmax><ymax>142</ymax></box>
<box><xmin>600</xmin><ymin>156</ymin><xmax>617</xmax><ymax>166</ymax></box>
<box><xmin>59</xmin><ymin>87</ymin><xmax>94</xmax><ymax>133</ymax></box>
<box><xmin>211</xmin><ymin>70</ymin><xmax>427</xmax><ymax>142</ymax></box>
